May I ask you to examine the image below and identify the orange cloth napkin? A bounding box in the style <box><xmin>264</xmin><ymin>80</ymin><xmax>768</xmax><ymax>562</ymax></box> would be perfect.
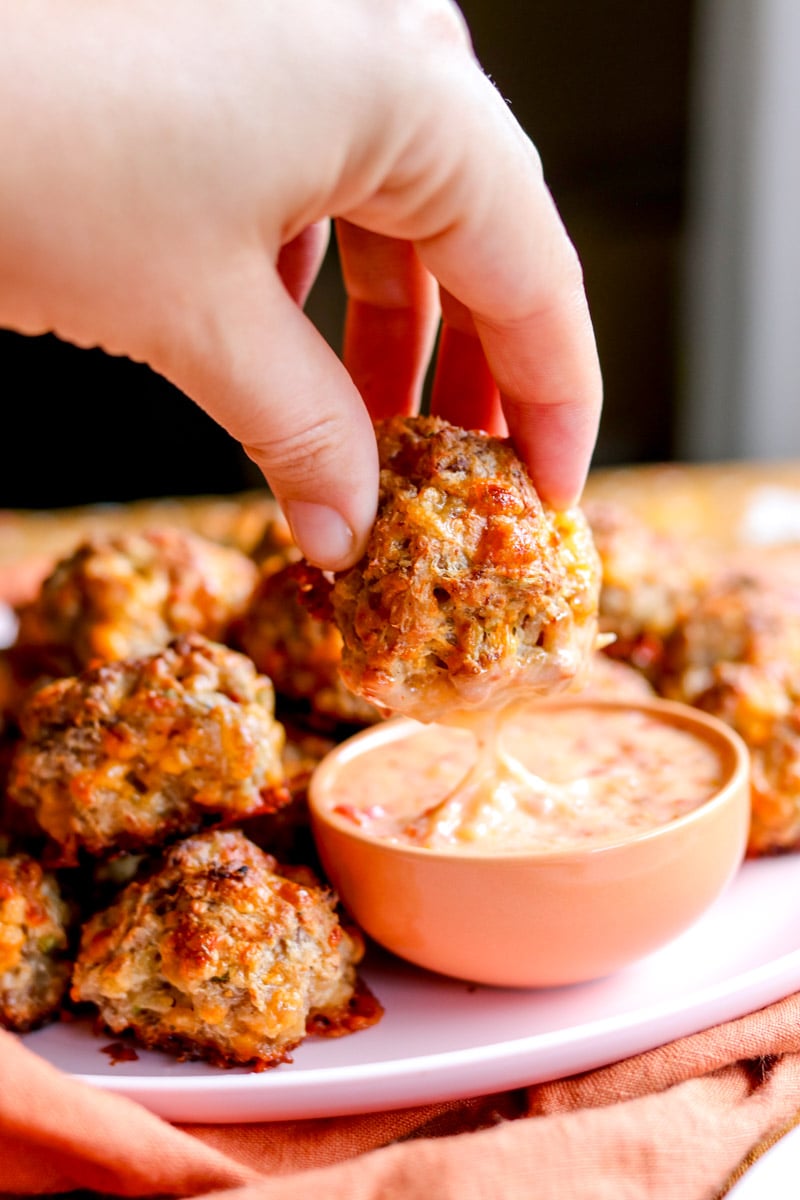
<box><xmin>3</xmin><ymin>992</ymin><xmax>800</xmax><ymax>1200</ymax></box>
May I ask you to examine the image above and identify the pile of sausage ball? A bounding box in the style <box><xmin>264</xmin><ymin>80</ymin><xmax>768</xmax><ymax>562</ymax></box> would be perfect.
<box><xmin>3</xmin><ymin>413</ymin><xmax>796</xmax><ymax>1068</ymax></box>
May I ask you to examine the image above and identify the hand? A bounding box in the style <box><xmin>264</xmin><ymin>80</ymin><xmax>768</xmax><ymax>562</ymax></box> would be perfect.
<box><xmin>0</xmin><ymin>0</ymin><xmax>601</xmax><ymax>568</ymax></box>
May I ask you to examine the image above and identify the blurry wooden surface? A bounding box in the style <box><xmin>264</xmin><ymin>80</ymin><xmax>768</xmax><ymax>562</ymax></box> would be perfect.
<box><xmin>584</xmin><ymin>460</ymin><xmax>800</xmax><ymax>547</ymax></box>
<box><xmin>0</xmin><ymin>491</ymin><xmax>276</xmax><ymax>570</ymax></box>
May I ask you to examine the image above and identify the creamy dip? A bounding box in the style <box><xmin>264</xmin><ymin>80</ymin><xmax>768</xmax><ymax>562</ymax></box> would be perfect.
<box><xmin>323</xmin><ymin>704</ymin><xmax>726</xmax><ymax>852</ymax></box>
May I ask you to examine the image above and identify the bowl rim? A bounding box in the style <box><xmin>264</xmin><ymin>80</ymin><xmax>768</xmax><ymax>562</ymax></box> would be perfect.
<box><xmin>308</xmin><ymin>696</ymin><xmax>751</xmax><ymax>863</ymax></box>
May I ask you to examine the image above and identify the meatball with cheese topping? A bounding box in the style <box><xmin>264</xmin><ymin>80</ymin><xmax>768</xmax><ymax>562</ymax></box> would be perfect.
<box><xmin>71</xmin><ymin>829</ymin><xmax>380</xmax><ymax>1069</ymax></box>
<box><xmin>7</xmin><ymin>635</ymin><xmax>287</xmax><ymax>864</ymax></box>
<box><xmin>233</xmin><ymin>563</ymin><xmax>382</xmax><ymax>729</ymax></box>
<box><xmin>688</xmin><ymin>663</ymin><xmax>800</xmax><ymax>856</ymax></box>
<box><xmin>661</xmin><ymin>554</ymin><xmax>800</xmax><ymax>856</ymax></box>
<box><xmin>0</xmin><ymin>853</ymin><xmax>72</xmax><ymax>1031</ymax></box>
<box><xmin>661</xmin><ymin>560</ymin><xmax>800</xmax><ymax>707</ymax></box>
<box><xmin>746</xmin><ymin>707</ymin><xmax>800</xmax><ymax>857</ymax></box>
<box><xmin>584</xmin><ymin>499</ymin><xmax>708</xmax><ymax>681</ymax></box>
<box><xmin>249</xmin><ymin>510</ymin><xmax>302</xmax><ymax>577</ymax></box>
<box><xmin>14</xmin><ymin>527</ymin><xmax>258</xmax><ymax>678</ymax></box>
<box><xmin>313</xmin><ymin>415</ymin><xmax>601</xmax><ymax>722</ymax></box>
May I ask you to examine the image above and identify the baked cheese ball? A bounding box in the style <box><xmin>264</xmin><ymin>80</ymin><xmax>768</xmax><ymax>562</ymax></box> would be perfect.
<box><xmin>747</xmin><ymin>707</ymin><xmax>800</xmax><ymax>856</ymax></box>
<box><xmin>660</xmin><ymin>553</ymin><xmax>800</xmax><ymax>856</ymax></box>
<box><xmin>320</xmin><ymin>415</ymin><xmax>602</xmax><ymax>722</ymax></box>
<box><xmin>233</xmin><ymin>563</ymin><xmax>382</xmax><ymax>728</ymax></box>
<box><xmin>235</xmin><ymin>718</ymin><xmax>345</xmax><ymax>867</ymax></box>
<box><xmin>249</xmin><ymin>510</ymin><xmax>302</xmax><ymax>576</ymax></box>
<box><xmin>14</xmin><ymin>527</ymin><xmax>258</xmax><ymax>678</ymax></box>
<box><xmin>686</xmin><ymin>663</ymin><xmax>800</xmax><ymax>856</ymax></box>
<box><xmin>7</xmin><ymin>634</ymin><xmax>287</xmax><ymax>864</ymax></box>
<box><xmin>71</xmin><ymin>829</ymin><xmax>378</xmax><ymax>1068</ymax></box>
<box><xmin>0</xmin><ymin>853</ymin><xmax>72</xmax><ymax>1031</ymax></box>
<box><xmin>584</xmin><ymin>499</ymin><xmax>708</xmax><ymax>681</ymax></box>
<box><xmin>661</xmin><ymin>561</ymin><xmax>800</xmax><ymax>706</ymax></box>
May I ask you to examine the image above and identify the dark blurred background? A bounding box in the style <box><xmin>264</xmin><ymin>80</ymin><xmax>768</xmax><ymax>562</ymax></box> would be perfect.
<box><xmin>0</xmin><ymin>1</ymin><xmax>698</xmax><ymax>510</ymax></box>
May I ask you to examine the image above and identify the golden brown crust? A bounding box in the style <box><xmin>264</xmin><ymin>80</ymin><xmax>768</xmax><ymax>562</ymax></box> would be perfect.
<box><xmin>584</xmin><ymin>499</ymin><xmax>708</xmax><ymax>680</ymax></box>
<box><xmin>7</xmin><ymin>471</ymin><xmax>800</xmax><ymax>1033</ymax></box>
<box><xmin>7</xmin><ymin>634</ymin><xmax>288</xmax><ymax>864</ymax></box>
<box><xmin>248</xmin><ymin>511</ymin><xmax>302</xmax><ymax>576</ymax></box>
<box><xmin>661</xmin><ymin>560</ymin><xmax>800</xmax><ymax>704</ymax></box>
<box><xmin>656</xmin><ymin>552</ymin><xmax>800</xmax><ymax>857</ymax></box>
<box><xmin>233</xmin><ymin>563</ymin><xmax>382</xmax><ymax>728</ymax></box>
<box><xmin>71</xmin><ymin>829</ymin><xmax>380</xmax><ymax>1069</ymax></box>
<box><xmin>0</xmin><ymin>853</ymin><xmax>72</xmax><ymax>1031</ymax></box>
<box><xmin>685</xmin><ymin>664</ymin><xmax>800</xmax><ymax>856</ymax></box>
<box><xmin>747</xmin><ymin>711</ymin><xmax>800</xmax><ymax>856</ymax></box>
<box><xmin>320</xmin><ymin>416</ymin><xmax>601</xmax><ymax>722</ymax></box>
<box><xmin>15</xmin><ymin>527</ymin><xmax>258</xmax><ymax>678</ymax></box>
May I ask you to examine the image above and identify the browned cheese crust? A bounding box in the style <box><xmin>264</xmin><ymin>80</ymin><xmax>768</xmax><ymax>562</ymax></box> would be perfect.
<box><xmin>7</xmin><ymin>635</ymin><xmax>287</xmax><ymax>863</ymax></box>
<box><xmin>660</xmin><ymin>553</ymin><xmax>800</xmax><ymax>856</ymax></box>
<box><xmin>236</xmin><ymin>721</ymin><xmax>341</xmax><ymax>865</ymax></box>
<box><xmin>233</xmin><ymin>563</ymin><xmax>382</xmax><ymax>728</ymax></box>
<box><xmin>321</xmin><ymin>415</ymin><xmax>601</xmax><ymax>722</ymax></box>
<box><xmin>0</xmin><ymin>853</ymin><xmax>71</xmax><ymax>1031</ymax></box>
<box><xmin>689</xmin><ymin>664</ymin><xmax>800</xmax><ymax>856</ymax></box>
<box><xmin>661</xmin><ymin>562</ymin><xmax>800</xmax><ymax>707</ymax></box>
<box><xmin>584</xmin><ymin>499</ymin><xmax>709</xmax><ymax>682</ymax></box>
<box><xmin>14</xmin><ymin>527</ymin><xmax>258</xmax><ymax>678</ymax></box>
<box><xmin>248</xmin><ymin>511</ymin><xmax>302</xmax><ymax>576</ymax></box>
<box><xmin>71</xmin><ymin>829</ymin><xmax>380</xmax><ymax>1069</ymax></box>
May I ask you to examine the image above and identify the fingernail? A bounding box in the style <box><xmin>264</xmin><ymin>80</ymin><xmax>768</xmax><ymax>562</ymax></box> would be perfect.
<box><xmin>284</xmin><ymin>501</ymin><xmax>356</xmax><ymax>570</ymax></box>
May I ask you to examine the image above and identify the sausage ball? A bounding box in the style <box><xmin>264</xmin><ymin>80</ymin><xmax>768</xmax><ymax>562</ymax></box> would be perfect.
<box><xmin>584</xmin><ymin>499</ymin><xmax>708</xmax><ymax>681</ymax></box>
<box><xmin>746</xmin><ymin>707</ymin><xmax>800</xmax><ymax>856</ymax></box>
<box><xmin>237</xmin><ymin>720</ymin><xmax>341</xmax><ymax>866</ymax></box>
<box><xmin>660</xmin><ymin>553</ymin><xmax>800</xmax><ymax>856</ymax></box>
<box><xmin>660</xmin><ymin>564</ymin><xmax>800</xmax><ymax>706</ymax></box>
<box><xmin>687</xmin><ymin>663</ymin><xmax>800</xmax><ymax>856</ymax></box>
<box><xmin>7</xmin><ymin>635</ymin><xmax>287</xmax><ymax>864</ymax></box>
<box><xmin>71</xmin><ymin>829</ymin><xmax>379</xmax><ymax>1068</ymax></box>
<box><xmin>14</xmin><ymin>527</ymin><xmax>258</xmax><ymax>678</ymax></box>
<box><xmin>249</xmin><ymin>511</ymin><xmax>302</xmax><ymax>576</ymax></box>
<box><xmin>233</xmin><ymin>563</ymin><xmax>382</xmax><ymax>729</ymax></box>
<box><xmin>316</xmin><ymin>415</ymin><xmax>601</xmax><ymax>723</ymax></box>
<box><xmin>0</xmin><ymin>853</ymin><xmax>72</xmax><ymax>1031</ymax></box>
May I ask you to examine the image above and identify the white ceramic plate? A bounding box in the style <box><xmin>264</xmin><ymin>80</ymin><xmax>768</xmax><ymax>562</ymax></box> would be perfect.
<box><xmin>22</xmin><ymin>855</ymin><xmax>800</xmax><ymax>1124</ymax></box>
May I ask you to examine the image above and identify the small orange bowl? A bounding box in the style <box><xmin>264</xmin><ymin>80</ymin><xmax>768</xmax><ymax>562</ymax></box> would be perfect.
<box><xmin>308</xmin><ymin>698</ymin><xmax>751</xmax><ymax>987</ymax></box>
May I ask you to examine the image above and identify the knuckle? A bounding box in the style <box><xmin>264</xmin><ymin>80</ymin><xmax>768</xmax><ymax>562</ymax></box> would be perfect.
<box><xmin>424</xmin><ymin>1</ymin><xmax>472</xmax><ymax>50</ymax></box>
<box><xmin>243</xmin><ymin>412</ymin><xmax>348</xmax><ymax>492</ymax></box>
<box><xmin>380</xmin><ymin>0</ymin><xmax>472</xmax><ymax>56</ymax></box>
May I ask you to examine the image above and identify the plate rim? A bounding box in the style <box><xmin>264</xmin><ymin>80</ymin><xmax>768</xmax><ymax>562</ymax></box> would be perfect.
<box><xmin>23</xmin><ymin>856</ymin><xmax>800</xmax><ymax>1122</ymax></box>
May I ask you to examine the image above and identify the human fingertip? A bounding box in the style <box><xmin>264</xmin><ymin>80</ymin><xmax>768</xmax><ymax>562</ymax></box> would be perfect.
<box><xmin>283</xmin><ymin>501</ymin><xmax>363</xmax><ymax>571</ymax></box>
<box><xmin>547</xmin><ymin>484</ymin><xmax>584</xmax><ymax>514</ymax></box>
<box><xmin>535</xmin><ymin>463</ymin><xmax>591</xmax><ymax>514</ymax></box>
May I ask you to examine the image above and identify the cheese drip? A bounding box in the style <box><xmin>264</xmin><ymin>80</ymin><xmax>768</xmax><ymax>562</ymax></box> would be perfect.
<box><xmin>326</xmin><ymin>702</ymin><xmax>724</xmax><ymax>853</ymax></box>
<box><xmin>403</xmin><ymin>703</ymin><xmax>578</xmax><ymax>845</ymax></box>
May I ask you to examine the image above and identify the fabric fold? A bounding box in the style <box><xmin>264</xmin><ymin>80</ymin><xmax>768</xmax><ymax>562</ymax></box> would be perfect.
<box><xmin>3</xmin><ymin>993</ymin><xmax>800</xmax><ymax>1199</ymax></box>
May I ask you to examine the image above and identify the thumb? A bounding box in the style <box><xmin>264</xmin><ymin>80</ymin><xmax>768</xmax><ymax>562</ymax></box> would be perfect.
<box><xmin>157</xmin><ymin>268</ymin><xmax>379</xmax><ymax>571</ymax></box>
